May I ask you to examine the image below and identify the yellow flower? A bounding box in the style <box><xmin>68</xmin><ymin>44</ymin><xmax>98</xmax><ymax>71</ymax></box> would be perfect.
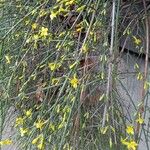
<box><xmin>0</xmin><ymin>139</ymin><xmax>13</xmax><ymax>146</ymax></box>
<box><xmin>37</xmin><ymin>142</ymin><xmax>44</xmax><ymax>150</ymax></box>
<box><xmin>127</xmin><ymin>140</ymin><xmax>138</xmax><ymax>150</ymax></box>
<box><xmin>136</xmin><ymin>114</ymin><xmax>144</xmax><ymax>124</ymax></box>
<box><xmin>52</xmin><ymin>78</ymin><xmax>60</xmax><ymax>85</ymax></box>
<box><xmin>20</xmin><ymin>127</ymin><xmax>28</xmax><ymax>137</ymax></box>
<box><xmin>76</xmin><ymin>26</ymin><xmax>83</xmax><ymax>32</ymax></box>
<box><xmin>15</xmin><ymin>117</ymin><xmax>24</xmax><ymax>127</ymax></box>
<box><xmin>48</xmin><ymin>63</ymin><xmax>61</xmax><ymax>71</ymax></box>
<box><xmin>126</xmin><ymin>125</ymin><xmax>134</xmax><ymax>135</ymax></box>
<box><xmin>50</xmin><ymin>11</ymin><xmax>57</xmax><ymax>20</ymax></box>
<box><xmin>58</xmin><ymin>7</ymin><xmax>66</xmax><ymax>13</ymax></box>
<box><xmin>39</xmin><ymin>9</ymin><xmax>47</xmax><ymax>17</ymax></box>
<box><xmin>121</xmin><ymin>138</ymin><xmax>138</xmax><ymax>150</ymax></box>
<box><xmin>40</xmin><ymin>27</ymin><xmax>48</xmax><ymax>37</ymax></box>
<box><xmin>70</xmin><ymin>74</ymin><xmax>79</xmax><ymax>89</ymax></box>
<box><xmin>49</xmin><ymin>63</ymin><xmax>55</xmax><ymax>71</ymax></box>
<box><xmin>32</xmin><ymin>23</ymin><xmax>38</xmax><ymax>30</ymax></box>
<box><xmin>121</xmin><ymin>137</ymin><xmax>128</xmax><ymax>145</ymax></box>
<box><xmin>32</xmin><ymin>134</ymin><xmax>44</xmax><ymax>150</ymax></box>
<box><xmin>34</xmin><ymin>119</ymin><xmax>47</xmax><ymax>131</ymax></box>
<box><xmin>133</xmin><ymin>36</ymin><xmax>142</xmax><ymax>45</ymax></box>
<box><xmin>24</xmin><ymin>109</ymin><xmax>32</xmax><ymax>118</ymax></box>
<box><xmin>144</xmin><ymin>81</ymin><xmax>150</xmax><ymax>90</ymax></box>
<box><xmin>32</xmin><ymin>136</ymin><xmax>39</xmax><ymax>145</ymax></box>
<box><xmin>100</xmin><ymin>126</ymin><xmax>108</xmax><ymax>134</ymax></box>
<box><xmin>5</xmin><ymin>55</ymin><xmax>11</xmax><ymax>64</ymax></box>
<box><xmin>65</xmin><ymin>0</ymin><xmax>75</xmax><ymax>6</ymax></box>
<box><xmin>137</xmin><ymin>72</ymin><xmax>143</xmax><ymax>80</ymax></box>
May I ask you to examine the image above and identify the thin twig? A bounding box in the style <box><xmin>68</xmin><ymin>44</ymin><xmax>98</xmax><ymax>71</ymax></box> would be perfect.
<box><xmin>102</xmin><ymin>0</ymin><xmax>116</xmax><ymax>127</ymax></box>
<box><xmin>135</xmin><ymin>0</ymin><xmax>149</xmax><ymax>140</ymax></box>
